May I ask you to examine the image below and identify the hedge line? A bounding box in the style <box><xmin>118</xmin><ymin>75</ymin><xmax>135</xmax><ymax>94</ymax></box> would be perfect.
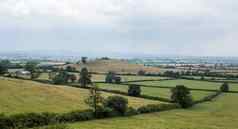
<box><xmin>193</xmin><ymin>91</ymin><xmax>222</xmax><ymax>105</ymax></box>
<box><xmin>0</xmin><ymin>103</ymin><xmax>178</xmax><ymax>129</ymax></box>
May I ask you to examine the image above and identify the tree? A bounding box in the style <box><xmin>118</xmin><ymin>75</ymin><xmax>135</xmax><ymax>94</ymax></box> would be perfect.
<box><xmin>52</xmin><ymin>71</ymin><xmax>69</xmax><ymax>84</ymax></box>
<box><xmin>103</xmin><ymin>96</ymin><xmax>128</xmax><ymax>115</ymax></box>
<box><xmin>66</xmin><ymin>66</ymin><xmax>76</xmax><ymax>72</ymax></box>
<box><xmin>171</xmin><ymin>85</ymin><xmax>193</xmax><ymax>108</ymax></box>
<box><xmin>128</xmin><ymin>85</ymin><xmax>141</xmax><ymax>97</ymax></box>
<box><xmin>220</xmin><ymin>82</ymin><xmax>229</xmax><ymax>92</ymax></box>
<box><xmin>25</xmin><ymin>61</ymin><xmax>39</xmax><ymax>79</ymax></box>
<box><xmin>0</xmin><ymin>60</ymin><xmax>10</xmax><ymax>75</ymax></box>
<box><xmin>79</xmin><ymin>68</ymin><xmax>91</xmax><ymax>87</ymax></box>
<box><xmin>85</xmin><ymin>84</ymin><xmax>104</xmax><ymax>116</ymax></box>
<box><xmin>105</xmin><ymin>71</ymin><xmax>116</xmax><ymax>83</ymax></box>
<box><xmin>81</xmin><ymin>57</ymin><xmax>87</xmax><ymax>64</ymax></box>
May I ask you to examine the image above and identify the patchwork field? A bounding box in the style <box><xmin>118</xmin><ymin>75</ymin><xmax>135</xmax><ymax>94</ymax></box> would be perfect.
<box><xmin>96</xmin><ymin>83</ymin><xmax>214</xmax><ymax>101</ymax></box>
<box><xmin>66</xmin><ymin>93</ymin><xmax>238</xmax><ymax>129</ymax></box>
<box><xmin>127</xmin><ymin>79</ymin><xmax>238</xmax><ymax>91</ymax></box>
<box><xmin>0</xmin><ymin>78</ymin><xmax>161</xmax><ymax>115</ymax></box>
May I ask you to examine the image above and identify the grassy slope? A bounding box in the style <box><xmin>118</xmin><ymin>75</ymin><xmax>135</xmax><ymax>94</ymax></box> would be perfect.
<box><xmin>96</xmin><ymin>83</ymin><xmax>212</xmax><ymax>101</ymax></box>
<box><xmin>66</xmin><ymin>93</ymin><xmax>238</xmax><ymax>129</ymax></box>
<box><xmin>0</xmin><ymin>78</ymin><xmax>162</xmax><ymax>115</ymax></box>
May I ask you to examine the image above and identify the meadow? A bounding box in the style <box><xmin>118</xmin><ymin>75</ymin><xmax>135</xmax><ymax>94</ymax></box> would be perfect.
<box><xmin>0</xmin><ymin>78</ymin><xmax>161</xmax><ymax>115</ymax></box>
<box><xmin>67</xmin><ymin>93</ymin><xmax>238</xmax><ymax>129</ymax></box>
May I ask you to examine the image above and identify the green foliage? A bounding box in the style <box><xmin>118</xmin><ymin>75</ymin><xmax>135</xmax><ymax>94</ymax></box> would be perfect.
<box><xmin>79</xmin><ymin>68</ymin><xmax>91</xmax><ymax>87</ymax></box>
<box><xmin>171</xmin><ymin>85</ymin><xmax>193</xmax><ymax>108</ymax></box>
<box><xmin>0</xmin><ymin>60</ymin><xmax>10</xmax><ymax>74</ymax></box>
<box><xmin>103</xmin><ymin>96</ymin><xmax>128</xmax><ymax>115</ymax></box>
<box><xmin>85</xmin><ymin>84</ymin><xmax>104</xmax><ymax>117</ymax></box>
<box><xmin>105</xmin><ymin>71</ymin><xmax>116</xmax><ymax>83</ymax></box>
<box><xmin>25</xmin><ymin>61</ymin><xmax>39</xmax><ymax>79</ymax></box>
<box><xmin>66</xmin><ymin>66</ymin><xmax>76</xmax><ymax>72</ymax></box>
<box><xmin>137</xmin><ymin>104</ymin><xmax>178</xmax><ymax>114</ymax></box>
<box><xmin>220</xmin><ymin>82</ymin><xmax>229</xmax><ymax>92</ymax></box>
<box><xmin>52</xmin><ymin>71</ymin><xmax>70</xmax><ymax>84</ymax></box>
<box><xmin>128</xmin><ymin>85</ymin><xmax>141</xmax><ymax>97</ymax></box>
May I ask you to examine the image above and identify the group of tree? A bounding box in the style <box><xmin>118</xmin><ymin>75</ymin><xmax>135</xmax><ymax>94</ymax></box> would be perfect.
<box><xmin>171</xmin><ymin>85</ymin><xmax>193</xmax><ymax>108</ymax></box>
<box><xmin>105</xmin><ymin>71</ymin><xmax>121</xmax><ymax>84</ymax></box>
<box><xmin>51</xmin><ymin>67</ymin><xmax>91</xmax><ymax>87</ymax></box>
<box><xmin>24</xmin><ymin>61</ymin><xmax>41</xmax><ymax>79</ymax></box>
<box><xmin>0</xmin><ymin>60</ymin><xmax>10</xmax><ymax>75</ymax></box>
<box><xmin>85</xmin><ymin>84</ymin><xmax>128</xmax><ymax>117</ymax></box>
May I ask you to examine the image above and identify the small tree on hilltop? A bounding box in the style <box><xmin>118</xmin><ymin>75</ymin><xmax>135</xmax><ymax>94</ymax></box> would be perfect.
<box><xmin>220</xmin><ymin>82</ymin><xmax>229</xmax><ymax>92</ymax></box>
<box><xmin>85</xmin><ymin>84</ymin><xmax>104</xmax><ymax>117</ymax></box>
<box><xmin>79</xmin><ymin>68</ymin><xmax>91</xmax><ymax>87</ymax></box>
<box><xmin>128</xmin><ymin>85</ymin><xmax>141</xmax><ymax>97</ymax></box>
<box><xmin>171</xmin><ymin>85</ymin><xmax>193</xmax><ymax>108</ymax></box>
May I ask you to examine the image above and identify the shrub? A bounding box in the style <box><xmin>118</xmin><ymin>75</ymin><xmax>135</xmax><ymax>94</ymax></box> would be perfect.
<box><xmin>57</xmin><ymin>110</ymin><xmax>94</xmax><ymax>123</ymax></box>
<box><xmin>114</xmin><ymin>76</ymin><xmax>121</xmax><ymax>84</ymax></box>
<box><xmin>171</xmin><ymin>85</ymin><xmax>193</xmax><ymax>108</ymax></box>
<box><xmin>103</xmin><ymin>96</ymin><xmax>128</xmax><ymax>115</ymax></box>
<box><xmin>220</xmin><ymin>82</ymin><xmax>229</xmax><ymax>92</ymax></box>
<box><xmin>137</xmin><ymin>104</ymin><xmax>178</xmax><ymax>114</ymax></box>
<box><xmin>125</xmin><ymin>107</ymin><xmax>138</xmax><ymax>116</ymax></box>
<box><xmin>128</xmin><ymin>85</ymin><xmax>141</xmax><ymax>97</ymax></box>
<box><xmin>105</xmin><ymin>71</ymin><xmax>116</xmax><ymax>83</ymax></box>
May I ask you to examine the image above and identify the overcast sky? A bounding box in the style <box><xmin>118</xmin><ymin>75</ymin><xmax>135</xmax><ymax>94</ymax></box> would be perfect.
<box><xmin>0</xmin><ymin>0</ymin><xmax>237</xmax><ymax>57</ymax></box>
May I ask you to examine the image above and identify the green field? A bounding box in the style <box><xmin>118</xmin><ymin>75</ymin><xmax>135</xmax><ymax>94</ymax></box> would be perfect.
<box><xmin>0</xmin><ymin>78</ymin><xmax>161</xmax><ymax>115</ymax></box>
<box><xmin>127</xmin><ymin>79</ymin><xmax>238</xmax><ymax>91</ymax></box>
<box><xmin>96</xmin><ymin>83</ymin><xmax>213</xmax><ymax>101</ymax></box>
<box><xmin>66</xmin><ymin>93</ymin><xmax>238</xmax><ymax>129</ymax></box>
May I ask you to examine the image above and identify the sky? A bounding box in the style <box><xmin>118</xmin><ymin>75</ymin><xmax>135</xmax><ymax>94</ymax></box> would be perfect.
<box><xmin>0</xmin><ymin>0</ymin><xmax>238</xmax><ymax>57</ymax></box>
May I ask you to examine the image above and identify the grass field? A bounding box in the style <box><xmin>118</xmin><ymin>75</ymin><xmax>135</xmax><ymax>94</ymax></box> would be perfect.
<box><xmin>0</xmin><ymin>78</ymin><xmax>162</xmax><ymax>115</ymax></box>
<box><xmin>96</xmin><ymin>83</ymin><xmax>213</xmax><ymax>101</ymax></box>
<box><xmin>127</xmin><ymin>79</ymin><xmax>238</xmax><ymax>91</ymax></box>
<box><xmin>53</xmin><ymin>93</ymin><xmax>238</xmax><ymax>129</ymax></box>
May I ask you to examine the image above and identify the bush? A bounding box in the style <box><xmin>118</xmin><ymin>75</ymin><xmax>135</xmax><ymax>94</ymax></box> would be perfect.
<box><xmin>220</xmin><ymin>82</ymin><xmax>229</xmax><ymax>92</ymax></box>
<box><xmin>57</xmin><ymin>110</ymin><xmax>94</xmax><ymax>123</ymax></box>
<box><xmin>103</xmin><ymin>96</ymin><xmax>128</xmax><ymax>115</ymax></box>
<box><xmin>171</xmin><ymin>85</ymin><xmax>193</xmax><ymax>108</ymax></box>
<box><xmin>125</xmin><ymin>107</ymin><xmax>138</xmax><ymax>116</ymax></box>
<box><xmin>114</xmin><ymin>77</ymin><xmax>121</xmax><ymax>84</ymax></box>
<box><xmin>128</xmin><ymin>85</ymin><xmax>141</xmax><ymax>97</ymax></box>
<box><xmin>137</xmin><ymin>104</ymin><xmax>178</xmax><ymax>114</ymax></box>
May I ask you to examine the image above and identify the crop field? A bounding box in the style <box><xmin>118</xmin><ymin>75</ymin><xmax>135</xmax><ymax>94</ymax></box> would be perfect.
<box><xmin>96</xmin><ymin>83</ymin><xmax>214</xmax><ymax>101</ymax></box>
<box><xmin>66</xmin><ymin>93</ymin><xmax>238</xmax><ymax>129</ymax></box>
<box><xmin>0</xmin><ymin>78</ymin><xmax>161</xmax><ymax>115</ymax></box>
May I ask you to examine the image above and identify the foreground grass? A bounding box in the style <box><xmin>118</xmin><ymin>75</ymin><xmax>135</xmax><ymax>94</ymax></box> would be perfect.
<box><xmin>96</xmin><ymin>83</ymin><xmax>213</xmax><ymax>101</ymax></box>
<box><xmin>40</xmin><ymin>93</ymin><xmax>238</xmax><ymax>129</ymax></box>
<box><xmin>0</xmin><ymin>78</ymin><xmax>162</xmax><ymax>115</ymax></box>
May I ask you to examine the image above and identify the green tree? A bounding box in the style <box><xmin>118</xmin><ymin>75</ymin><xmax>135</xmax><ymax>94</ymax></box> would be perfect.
<box><xmin>128</xmin><ymin>85</ymin><xmax>141</xmax><ymax>97</ymax></box>
<box><xmin>103</xmin><ymin>96</ymin><xmax>128</xmax><ymax>115</ymax></box>
<box><xmin>105</xmin><ymin>71</ymin><xmax>116</xmax><ymax>83</ymax></box>
<box><xmin>52</xmin><ymin>71</ymin><xmax>69</xmax><ymax>84</ymax></box>
<box><xmin>0</xmin><ymin>60</ymin><xmax>10</xmax><ymax>75</ymax></box>
<box><xmin>171</xmin><ymin>85</ymin><xmax>193</xmax><ymax>108</ymax></box>
<box><xmin>79</xmin><ymin>68</ymin><xmax>91</xmax><ymax>87</ymax></box>
<box><xmin>25</xmin><ymin>61</ymin><xmax>40</xmax><ymax>79</ymax></box>
<box><xmin>85</xmin><ymin>84</ymin><xmax>104</xmax><ymax>116</ymax></box>
<box><xmin>220</xmin><ymin>82</ymin><xmax>229</xmax><ymax>92</ymax></box>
